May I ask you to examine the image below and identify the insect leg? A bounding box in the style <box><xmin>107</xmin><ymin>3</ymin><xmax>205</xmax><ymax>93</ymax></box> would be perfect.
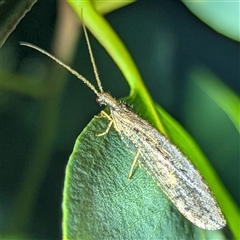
<box><xmin>96</xmin><ymin>120</ymin><xmax>113</xmax><ymax>137</ymax></box>
<box><xmin>96</xmin><ymin>111</ymin><xmax>114</xmax><ymax>137</ymax></box>
<box><xmin>95</xmin><ymin>110</ymin><xmax>112</xmax><ymax>121</ymax></box>
<box><xmin>128</xmin><ymin>150</ymin><xmax>140</xmax><ymax>179</ymax></box>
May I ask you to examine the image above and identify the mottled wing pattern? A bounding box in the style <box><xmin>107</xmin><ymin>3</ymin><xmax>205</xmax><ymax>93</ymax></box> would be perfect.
<box><xmin>110</xmin><ymin>103</ymin><xmax>226</xmax><ymax>230</ymax></box>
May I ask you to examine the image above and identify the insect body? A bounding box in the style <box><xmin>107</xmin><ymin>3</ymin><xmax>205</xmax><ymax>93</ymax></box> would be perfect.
<box><xmin>96</xmin><ymin>92</ymin><xmax>226</xmax><ymax>230</ymax></box>
<box><xmin>20</xmin><ymin>23</ymin><xmax>226</xmax><ymax>230</ymax></box>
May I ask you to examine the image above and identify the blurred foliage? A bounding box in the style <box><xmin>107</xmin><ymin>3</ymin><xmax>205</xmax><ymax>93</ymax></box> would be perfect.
<box><xmin>193</xmin><ymin>68</ymin><xmax>240</xmax><ymax>133</ymax></box>
<box><xmin>182</xmin><ymin>1</ymin><xmax>240</xmax><ymax>42</ymax></box>
<box><xmin>0</xmin><ymin>0</ymin><xmax>37</xmax><ymax>47</ymax></box>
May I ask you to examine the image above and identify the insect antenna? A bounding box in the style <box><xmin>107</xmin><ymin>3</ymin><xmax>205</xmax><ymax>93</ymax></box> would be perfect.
<box><xmin>82</xmin><ymin>23</ymin><xmax>104</xmax><ymax>93</ymax></box>
<box><xmin>19</xmin><ymin>42</ymin><xmax>100</xmax><ymax>97</ymax></box>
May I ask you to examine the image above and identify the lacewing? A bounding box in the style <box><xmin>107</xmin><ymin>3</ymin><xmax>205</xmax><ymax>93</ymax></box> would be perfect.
<box><xmin>20</xmin><ymin>22</ymin><xmax>226</xmax><ymax>230</ymax></box>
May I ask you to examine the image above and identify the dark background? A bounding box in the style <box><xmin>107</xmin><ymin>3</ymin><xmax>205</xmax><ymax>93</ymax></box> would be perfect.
<box><xmin>1</xmin><ymin>0</ymin><xmax>239</xmax><ymax>239</ymax></box>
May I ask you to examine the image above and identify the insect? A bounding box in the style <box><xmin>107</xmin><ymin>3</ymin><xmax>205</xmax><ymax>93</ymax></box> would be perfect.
<box><xmin>20</xmin><ymin>22</ymin><xmax>226</xmax><ymax>230</ymax></box>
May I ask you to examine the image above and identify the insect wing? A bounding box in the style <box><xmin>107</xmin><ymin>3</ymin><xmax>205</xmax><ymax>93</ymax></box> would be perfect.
<box><xmin>110</xmin><ymin>105</ymin><xmax>226</xmax><ymax>230</ymax></box>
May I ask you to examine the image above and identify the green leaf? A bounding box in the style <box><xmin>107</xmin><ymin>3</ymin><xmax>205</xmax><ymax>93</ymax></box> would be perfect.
<box><xmin>62</xmin><ymin>110</ymin><xmax>225</xmax><ymax>239</ymax></box>
<box><xmin>63</xmin><ymin>116</ymin><xmax>186</xmax><ymax>239</ymax></box>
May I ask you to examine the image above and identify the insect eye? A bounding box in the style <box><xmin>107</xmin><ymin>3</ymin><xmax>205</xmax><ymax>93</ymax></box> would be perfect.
<box><xmin>96</xmin><ymin>97</ymin><xmax>102</xmax><ymax>105</ymax></box>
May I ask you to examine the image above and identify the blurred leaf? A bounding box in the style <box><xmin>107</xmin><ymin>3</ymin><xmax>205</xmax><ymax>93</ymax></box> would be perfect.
<box><xmin>0</xmin><ymin>0</ymin><xmax>37</xmax><ymax>47</ymax></box>
<box><xmin>1</xmin><ymin>69</ymin><xmax>45</xmax><ymax>98</ymax></box>
<box><xmin>192</xmin><ymin>68</ymin><xmax>240</xmax><ymax>133</ymax></box>
<box><xmin>182</xmin><ymin>1</ymin><xmax>240</xmax><ymax>42</ymax></box>
<box><xmin>2</xmin><ymin>233</ymin><xmax>32</xmax><ymax>240</ymax></box>
<box><xmin>92</xmin><ymin>0</ymin><xmax>135</xmax><ymax>15</ymax></box>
